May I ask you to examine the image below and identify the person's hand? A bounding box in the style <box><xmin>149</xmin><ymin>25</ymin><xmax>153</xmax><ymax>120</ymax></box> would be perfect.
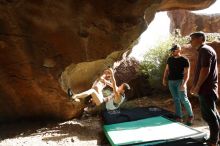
<box><xmin>162</xmin><ymin>79</ymin><xmax>167</xmax><ymax>86</ymax></box>
<box><xmin>108</xmin><ymin>68</ymin><xmax>114</xmax><ymax>75</ymax></box>
<box><xmin>190</xmin><ymin>86</ymin><xmax>199</xmax><ymax>97</ymax></box>
<box><xmin>102</xmin><ymin>69</ymin><xmax>111</xmax><ymax>80</ymax></box>
<box><xmin>104</xmin><ymin>69</ymin><xmax>110</xmax><ymax>75</ymax></box>
<box><xmin>179</xmin><ymin>83</ymin><xmax>186</xmax><ymax>91</ymax></box>
<box><xmin>103</xmin><ymin>97</ymin><xmax>108</xmax><ymax>103</ymax></box>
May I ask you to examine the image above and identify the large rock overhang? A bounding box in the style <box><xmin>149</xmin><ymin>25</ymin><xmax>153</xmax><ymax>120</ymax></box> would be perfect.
<box><xmin>0</xmin><ymin>0</ymin><xmax>216</xmax><ymax>122</ymax></box>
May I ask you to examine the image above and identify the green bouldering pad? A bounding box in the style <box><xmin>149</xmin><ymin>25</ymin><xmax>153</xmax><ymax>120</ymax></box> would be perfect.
<box><xmin>103</xmin><ymin>116</ymin><xmax>206</xmax><ymax>146</ymax></box>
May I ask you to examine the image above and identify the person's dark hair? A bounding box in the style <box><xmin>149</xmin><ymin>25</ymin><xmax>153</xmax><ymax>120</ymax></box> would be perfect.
<box><xmin>170</xmin><ymin>44</ymin><xmax>180</xmax><ymax>52</ymax></box>
<box><xmin>190</xmin><ymin>31</ymin><xmax>206</xmax><ymax>42</ymax></box>
<box><xmin>122</xmin><ymin>83</ymin><xmax>130</xmax><ymax>92</ymax></box>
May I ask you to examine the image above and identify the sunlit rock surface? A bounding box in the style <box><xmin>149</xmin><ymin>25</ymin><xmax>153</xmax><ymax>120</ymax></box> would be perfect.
<box><xmin>168</xmin><ymin>10</ymin><xmax>220</xmax><ymax>36</ymax></box>
<box><xmin>0</xmin><ymin>0</ymin><xmax>215</xmax><ymax>122</ymax></box>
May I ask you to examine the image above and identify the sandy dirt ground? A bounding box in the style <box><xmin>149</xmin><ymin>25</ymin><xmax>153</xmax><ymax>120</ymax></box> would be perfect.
<box><xmin>0</xmin><ymin>94</ymin><xmax>215</xmax><ymax>146</ymax></box>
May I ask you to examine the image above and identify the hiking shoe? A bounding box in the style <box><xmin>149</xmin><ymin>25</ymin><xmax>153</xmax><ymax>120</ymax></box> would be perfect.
<box><xmin>176</xmin><ymin>117</ymin><xmax>183</xmax><ymax>123</ymax></box>
<box><xmin>67</xmin><ymin>88</ymin><xmax>81</xmax><ymax>102</ymax></box>
<box><xmin>84</xmin><ymin>106</ymin><xmax>97</xmax><ymax>115</ymax></box>
<box><xmin>73</xmin><ymin>98</ymin><xmax>80</xmax><ymax>102</ymax></box>
<box><xmin>186</xmin><ymin>116</ymin><xmax>194</xmax><ymax>126</ymax></box>
<box><xmin>67</xmin><ymin>88</ymin><xmax>74</xmax><ymax>97</ymax></box>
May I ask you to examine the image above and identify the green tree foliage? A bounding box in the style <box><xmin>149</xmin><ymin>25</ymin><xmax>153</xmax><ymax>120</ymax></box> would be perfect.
<box><xmin>139</xmin><ymin>38</ymin><xmax>171</xmax><ymax>90</ymax></box>
<box><xmin>139</xmin><ymin>31</ymin><xmax>188</xmax><ymax>90</ymax></box>
<box><xmin>206</xmin><ymin>33</ymin><xmax>220</xmax><ymax>42</ymax></box>
<box><xmin>139</xmin><ymin>32</ymin><xmax>220</xmax><ymax>91</ymax></box>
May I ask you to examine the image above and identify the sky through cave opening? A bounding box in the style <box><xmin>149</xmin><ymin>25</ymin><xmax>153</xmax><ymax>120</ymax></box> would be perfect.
<box><xmin>129</xmin><ymin>1</ymin><xmax>220</xmax><ymax>61</ymax></box>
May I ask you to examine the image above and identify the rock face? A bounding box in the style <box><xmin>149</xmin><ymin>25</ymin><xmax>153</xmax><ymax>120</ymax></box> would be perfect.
<box><xmin>168</xmin><ymin>10</ymin><xmax>220</xmax><ymax>36</ymax></box>
<box><xmin>0</xmin><ymin>0</ymin><xmax>216</xmax><ymax>122</ymax></box>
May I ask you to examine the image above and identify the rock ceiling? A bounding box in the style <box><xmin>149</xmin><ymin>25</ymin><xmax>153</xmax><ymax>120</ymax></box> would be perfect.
<box><xmin>0</xmin><ymin>0</ymin><xmax>216</xmax><ymax>121</ymax></box>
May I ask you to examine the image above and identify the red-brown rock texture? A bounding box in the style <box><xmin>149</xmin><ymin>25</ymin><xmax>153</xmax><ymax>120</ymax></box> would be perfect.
<box><xmin>0</xmin><ymin>0</ymin><xmax>216</xmax><ymax>122</ymax></box>
<box><xmin>168</xmin><ymin>10</ymin><xmax>220</xmax><ymax>36</ymax></box>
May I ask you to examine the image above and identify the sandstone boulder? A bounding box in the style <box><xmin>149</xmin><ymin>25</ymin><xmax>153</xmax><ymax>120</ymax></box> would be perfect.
<box><xmin>0</xmin><ymin>0</ymin><xmax>215</xmax><ymax>122</ymax></box>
